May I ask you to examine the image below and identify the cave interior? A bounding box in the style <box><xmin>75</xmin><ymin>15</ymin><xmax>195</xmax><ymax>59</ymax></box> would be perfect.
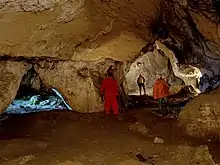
<box><xmin>0</xmin><ymin>0</ymin><xmax>220</xmax><ymax>164</ymax></box>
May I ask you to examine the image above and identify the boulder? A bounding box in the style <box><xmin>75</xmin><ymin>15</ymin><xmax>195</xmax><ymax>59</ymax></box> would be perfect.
<box><xmin>35</xmin><ymin>60</ymin><xmax>103</xmax><ymax>113</ymax></box>
<box><xmin>178</xmin><ymin>87</ymin><xmax>220</xmax><ymax>140</ymax></box>
<box><xmin>168</xmin><ymin>145</ymin><xmax>215</xmax><ymax>165</ymax></box>
<box><xmin>34</xmin><ymin>58</ymin><xmax>126</xmax><ymax>113</ymax></box>
<box><xmin>0</xmin><ymin>61</ymin><xmax>29</xmax><ymax>113</ymax></box>
<box><xmin>191</xmin><ymin>145</ymin><xmax>215</xmax><ymax>165</ymax></box>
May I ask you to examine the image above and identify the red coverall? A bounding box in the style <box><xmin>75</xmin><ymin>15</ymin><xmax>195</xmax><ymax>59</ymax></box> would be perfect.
<box><xmin>100</xmin><ymin>77</ymin><xmax>119</xmax><ymax>115</ymax></box>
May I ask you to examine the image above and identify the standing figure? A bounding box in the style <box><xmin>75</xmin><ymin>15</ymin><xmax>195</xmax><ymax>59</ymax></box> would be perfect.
<box><xmin>137</xmin><ymin>74</ymin><xmax>146</xmax><ymax>96</ymax></box>
<box><xmin>153</xmin><ymin>74</ymin><xmax>171</xmax><ymax>116</ymax></box>
<box><xmin>100</xmin><ymin>69</ymin><xmax>119</xmax><ymax>115</ymax></box>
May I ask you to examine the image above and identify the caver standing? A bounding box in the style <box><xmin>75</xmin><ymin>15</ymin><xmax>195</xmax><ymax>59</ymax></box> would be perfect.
<box><xmin>137</xmin><ymin>74</ymin><xmax>146</xmax><ymax>96</ymax></box>
<box><xmin>100</xmin><ymin>68</ymin><xmax>119</xmax><ymax>115</ymax></box>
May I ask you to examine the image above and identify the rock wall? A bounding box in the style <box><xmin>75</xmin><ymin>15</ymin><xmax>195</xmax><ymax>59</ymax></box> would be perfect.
<box><xmin>0</xmin><ymin>0</ymin><xmax>161</xmax><ymax>61</ymax></box>
<box><xmin>155</xmin><ymin>41</ymin><xmax>202</xmax><ymax>92</ymax></box>
<box><xmin>35</xmin><ymin>61</ymin><xmax>103</xmax><ymax>113</ymax></box>
<box><xmin>162</xmin><ymin>0</ymin><xmax>220</xmax><ymax>88</ymax></box>
<box><xmin>0</xmin><ymin>0</ymin><xmax>164</xmax><ymax>113</ymax></box>
<box><xmin>0</xmin><ymin>61</ymin><xmax>29</xmax><ymax>113</ymax></box>
<box><xmin>0</xmin><ymin>56</ymin><xmax>127</xmax><ymax>113</ymax></box>
<box><xmin>34</xmin><ymin>58</ymin><xmax>127</xmax><ymax>113</ymax></box>
<box><xmin>125</xmin><ymin>46</ymin><xmax>183</xmax><ymax>96</ymax></box>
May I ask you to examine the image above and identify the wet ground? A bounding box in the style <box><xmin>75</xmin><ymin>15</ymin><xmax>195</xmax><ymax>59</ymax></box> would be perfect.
<box><xmin>0</xmin><ymin>108</ymin><xmax>219</xmax><ymax>165</ymax></box>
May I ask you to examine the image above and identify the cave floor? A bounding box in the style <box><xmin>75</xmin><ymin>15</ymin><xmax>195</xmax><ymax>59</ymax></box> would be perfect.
<box><xmin>0</xmin><ymin>109</ymin><xmax>219</xmax><ymax>165</ymax></box>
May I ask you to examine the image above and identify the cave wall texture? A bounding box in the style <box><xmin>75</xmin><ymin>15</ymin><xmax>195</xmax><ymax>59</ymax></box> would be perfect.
<box><xmin>0</xmin><ymin>0</ymin><xmax>220</xmax><ymax>113</ymax></box>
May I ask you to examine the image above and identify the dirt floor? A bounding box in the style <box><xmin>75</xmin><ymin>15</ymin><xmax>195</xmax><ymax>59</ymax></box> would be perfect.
<box><xmin>0</xmin><ymin>109</ymin><xmax>219</xmax><ymax>165</ymax></box>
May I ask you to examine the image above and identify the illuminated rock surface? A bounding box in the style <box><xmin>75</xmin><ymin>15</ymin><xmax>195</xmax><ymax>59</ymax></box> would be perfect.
<box><xmin>178</xmin><ymin>87</ymin><xmax>220</xmax><ymax>141</ymax></box>
<box><xmin>0</xmin><ymin>61</ymin><xmax>29</xmax><ymax>113</ymax></box>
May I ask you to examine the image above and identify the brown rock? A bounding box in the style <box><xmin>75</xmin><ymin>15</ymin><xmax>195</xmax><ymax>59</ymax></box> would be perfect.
<box><xmin>0</xmin><ymin>0</ymin><xmax>161</xmax><ymax>61</ymax></box>
<box><xmin>35</xmin><ymin>60</ymin><xmax>103</xmax><ymax>113</ymax></box>
<box><xmin>167</xmin><ymin>145</ymin><xmax>215</xmax><ymax>165</ymax></box>
<box><xmin>178</xmin><ymin>87</ymin><xmax>220</xmax><ymax>141</ymax></box>
<box><xmin>0</xmin><ymin>61</ymin><xmax>29</xmax><ymax>113</ymax></box>
<box><xmin>34</xmin><ymin>58</ymin><xmax>126</xmax><ymax>113</ymax></box>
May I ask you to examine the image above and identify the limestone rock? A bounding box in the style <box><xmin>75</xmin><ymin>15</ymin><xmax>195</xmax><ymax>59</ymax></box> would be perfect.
<box><xmin>191</xmin><ymin>145</ymin><xmax>215</xmax><ymax>165</ymax></box>
<box><xmin>163</xmin><ymin>0</ymin><xmax>220</xmax><ymax>77</ymax></box>
<box><xmin>0</xmin><ymin>0</ymin><xmax>161</xmax><ymax>61</ymax></box>
<box><xmin>126</xmin><ymin>49</ymin><xmax>168</xmax><ymax>95</ymax></box>
<box><xmin>178</xmin><ymin>87</ymin><xmax>220</xmax><ymax>140</ymax></box>
<box><xmin>35</xmin><ymin>60</ymin><xmax>103</xmax><ymax>113</ymax></box>
<box><xmin>34</xmin><ymin>58</ymin><xmax>126</xmax><ymax>113</ymax></box>
<box><xmin>156</xmin><ymin>41</ymin><xmax>202</xmax><ymax>92</ymax></box>
<box><xmin>125</xmin><ymin>45</ymin><xmax>183</xmax><ymax>96</ymax></box>
<box><xmin>189</xmin><ymin>2</ymin><xmax>220</xmax><ymax>56</ymax></box>
<box><xmin>168</xmin><ymin>145</ymin><xmax>215</xmax><ymax>165</ymax></box>
<box><xmin>0</xmin><ymin>61</ymin><xmax>29</xmax><ymax>113</ymax></box>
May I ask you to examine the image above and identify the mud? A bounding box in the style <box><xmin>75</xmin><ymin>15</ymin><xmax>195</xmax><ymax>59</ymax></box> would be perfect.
<box><xmin>0</xmin><ymin>109</ymin><xmax>219</xmax><ymax>165</ymax></box>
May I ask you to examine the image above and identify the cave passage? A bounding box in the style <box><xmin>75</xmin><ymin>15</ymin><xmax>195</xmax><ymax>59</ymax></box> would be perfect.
<box><xmin>4</xmin><ymin>86</ymin><xmax>70</xmax><ymax>115</ymax></box>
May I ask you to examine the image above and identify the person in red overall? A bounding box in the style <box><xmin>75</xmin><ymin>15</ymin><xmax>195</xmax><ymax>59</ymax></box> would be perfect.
<box><xmin>100</xmin><ymin>70</ymin><xmax>119</xmax><ymax>115</ymax></box>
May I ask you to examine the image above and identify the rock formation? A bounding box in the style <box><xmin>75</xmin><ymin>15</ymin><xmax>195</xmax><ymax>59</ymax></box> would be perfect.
<box><xmin>178</xmin><ymin>87</ymin><xmax>220</xmax><ymax>141</ymax></box>
<box><xmin>0</xmin><ymin>61</ymin><xmax>29</xmax><ymax>113</ymax></box>
<box><xmin>125</xmin><ymin>44</ymin><xmax>183</xmax><ymax>96</ymax></box>
<box><xmin>168</xmin><ymin>145</ymin><xmax>215</xmax><ymax>165</ymax></box>
<box><xmin>0</xmin><ymin>0</ymin><xmax>163</xmax><ymax>113</ymax></box>
<box><xmin>0</xmin><ymin>0</ymin><xmax>161</xmax><ymax>60</ymax></box>
<box><xmin>33</xmin><ymin>58</ymin><xmax>128</xmax><ymax>113</ymax></box>
<box><xmin>162</xmin><ymin>0</ymin><xmax>220</xmax><ymax>79</ymax></box>
<box><xmin>155</xmin><ymin>41</ymin><xmax>202</xmax><ymax>92</ymax></box>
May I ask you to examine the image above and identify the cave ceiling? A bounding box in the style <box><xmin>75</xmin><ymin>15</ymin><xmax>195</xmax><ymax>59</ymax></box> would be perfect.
<box><xmin>0</xmin><ymin>0</ymin><xmax>219</xmax><ymax>70</ymax></box>
<box><xmin>0</xmin><ymin>0</ymin><xmax>161</xmax><ymax>61</ymax></box>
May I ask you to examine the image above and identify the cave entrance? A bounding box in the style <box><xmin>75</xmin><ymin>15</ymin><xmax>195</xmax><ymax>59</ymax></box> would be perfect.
<box><xmin>4</xmin><ymin>67</ymin><xmax>72</xmax><ymax>115</ymax></box>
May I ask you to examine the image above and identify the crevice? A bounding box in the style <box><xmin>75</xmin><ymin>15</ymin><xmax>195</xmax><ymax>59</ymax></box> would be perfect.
<box><xmin>16</xmin><ymin>65</ymin><xmax>42</xmax><ymax>98</ymax></box>
<box><xmin>0</xmin><ymin>55</ymin><xmax>70</xmax><ymax>64</ymax></box>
